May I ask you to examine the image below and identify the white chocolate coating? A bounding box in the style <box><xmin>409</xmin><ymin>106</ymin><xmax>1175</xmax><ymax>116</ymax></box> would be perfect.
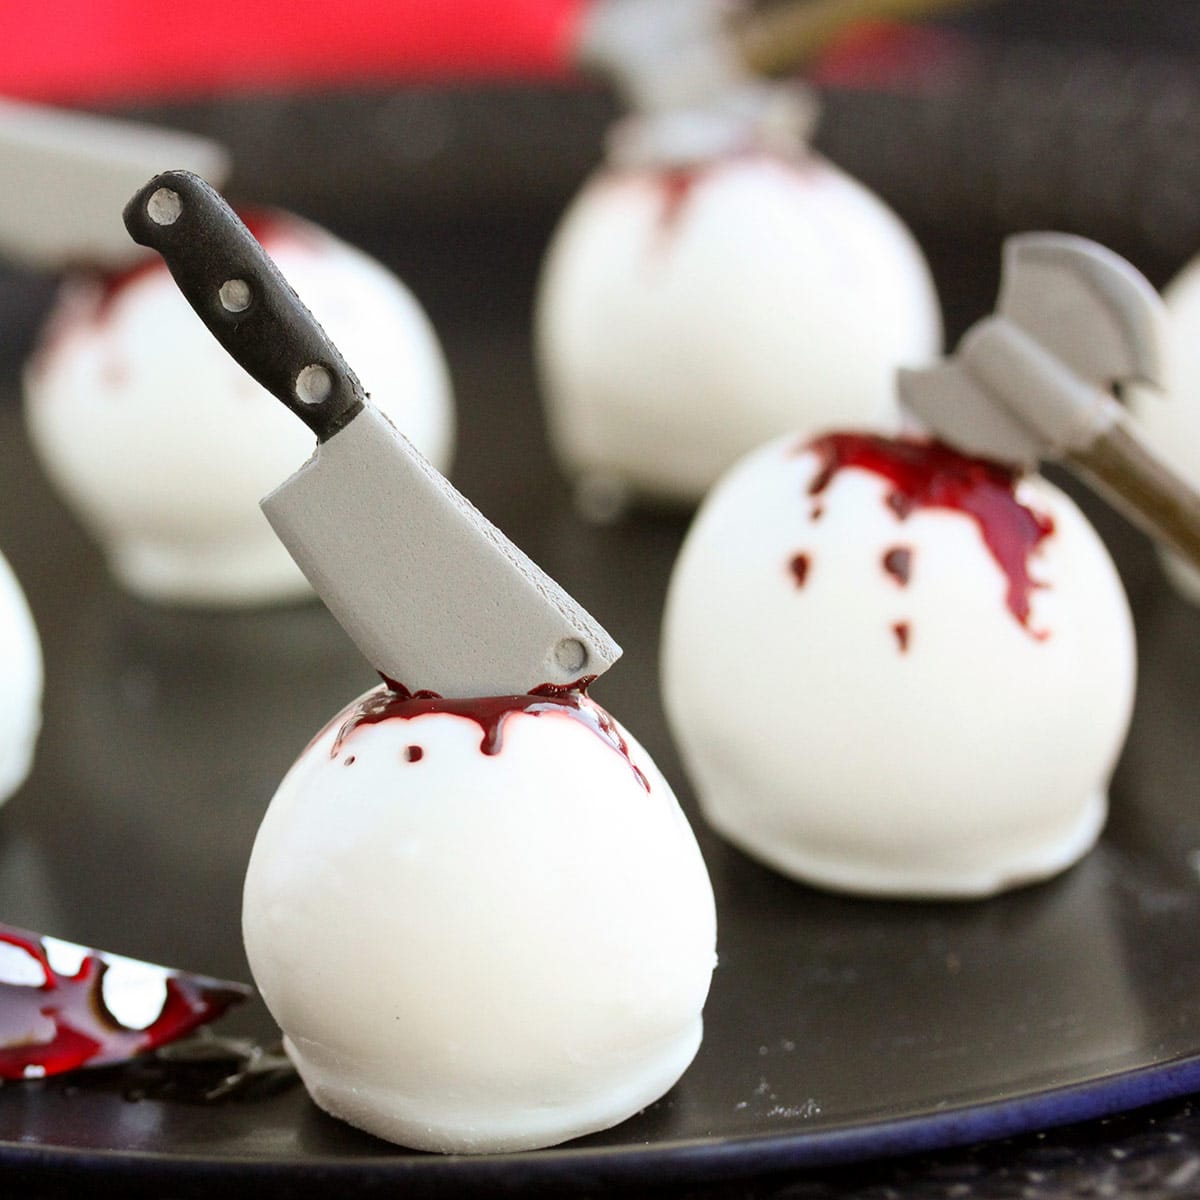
<box><xmin>1129</xmin><ymin>258</ymin><xmax>1200</xmax><ymax>603</ymax></box>
<box><xmin>243</xmin><ymin>688</ymin><xmax>716</xmax><ymax>1153</ymax></box>
<box><xmin>661</xmin><ymin>435</ymin><xmax>1136</xmax><ymax>898</ymax></box>
<box><xmin>0</xmin><ymin>550</ymin><xmax>42</xmax><ymax>806</ymax></box>
<box><xmin>535</xmin><ymin>153</ymin><xmax>940</xmax><ymax>508</ymax></box>
<box><xmin>24</xmin><ymin>216</ymin><xmax>455</xmax><ymax>606</ymax></box>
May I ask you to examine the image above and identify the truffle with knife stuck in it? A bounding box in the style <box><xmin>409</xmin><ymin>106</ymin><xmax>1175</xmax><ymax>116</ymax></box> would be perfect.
<box><xmin>124</xmin><ymin>170</ymin><xmax>717</xmax><ymax>1155</ymax></box>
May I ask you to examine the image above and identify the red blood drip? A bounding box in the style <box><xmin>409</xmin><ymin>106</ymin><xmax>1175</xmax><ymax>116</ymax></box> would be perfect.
<box><xmin>405</xmin><ymin>746</ymin><xmax>424</xmax><ymax>763</ymax></box>
<box><xmin>803</xmin><ymin>434</ymin><xmax>1054</xmax><ymax>632</ymax></box>
<box><xmin>882</xmin><ymin>546</ymin><xmax>912</xmax><ymax>586</ymax></box>
<box><xmin>657</xmin><ymin>166</ymin><xmax>707</xmax><ymax>235</ymax></box>
<box><xmin>339</xmin><ymin>678</ymin><xmax>649</xmax><ymax>792</ymax></box>
<box><xmin>892</xmin><ymin>621</ymin><xmax>911</xmax><ymax>652</ymax></box>
<box><xmin>790</xmin><ymin>553</ymin><xmax>811</xmax><ymax>587</ymax></box>
<box><xmin>0</xmin><ymin>927</ymin><xmax>248</xmax><ymax>1081</ymax></box>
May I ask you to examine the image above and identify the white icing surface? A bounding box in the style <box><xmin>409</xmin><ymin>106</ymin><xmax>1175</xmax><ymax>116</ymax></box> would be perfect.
<box><xmin>24</xmin><ymin>216</ymin><xmax>455</xmax><ymax>606</ymax></box>
<box><xmin>0</xmin><ymin>550</ymin><xmax>42</xmax><ymax>806</ymax></box>
<box><xmin>1129</xmin><ymin>258</ymin><xmax>1200</xmax><ymax>603</ymax></box>
<box><xmin>535</xmin><ymin>153</ymin><xmax>941</xmax><ymax>508</ymax></box>
<box><xmin>243</xmin><ymin>689</ymin><xmax>717</xmax><ymax>1153</ymax></box>
<box><xmin>661</xmin><ymin>435</ymin><xmax>1136</xmax><ymax>898</ymax></box>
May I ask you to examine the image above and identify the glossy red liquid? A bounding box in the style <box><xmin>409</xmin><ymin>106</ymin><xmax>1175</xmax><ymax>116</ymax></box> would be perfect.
<box><xmin>804</xmin><ymin>434</ymin><xmax>1054</xmax><ymax>631</ymax></box>
<box><xmin>0</xmin><ymin>927</ymin><xmax>247</xmax><ymax>1081</ymax></box>
<box><xmin>336</xmin><ymin>678</ymin><xmax>650</xmax><ymax>792</ymax></box>
<box><xmin>790</xmin><ymin>553</ymin><xmax>811</xmax><ymax>587</ymax></box>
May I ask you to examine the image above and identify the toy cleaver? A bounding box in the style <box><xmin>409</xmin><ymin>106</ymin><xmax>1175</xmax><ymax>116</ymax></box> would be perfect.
<box><xmin>123</xmin><ymin>170</ymin><xmax>621</xmax><ymax>698</ymax></box>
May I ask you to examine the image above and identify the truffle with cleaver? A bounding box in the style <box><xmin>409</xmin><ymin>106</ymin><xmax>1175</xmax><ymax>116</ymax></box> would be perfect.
<box><xmin>123</xmin><ymin>170</ymin><xmax>620</xmax><ymax>699</ymax></box>
<box><xmin>900</xmin><ymin>233</ymin><xmax>1200</xmax><ymax>570</ymax></box>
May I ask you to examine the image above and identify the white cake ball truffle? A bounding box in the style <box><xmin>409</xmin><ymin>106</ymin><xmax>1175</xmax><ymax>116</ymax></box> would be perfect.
<box><xmin>661</xmin><ymin>432</ymin><xmax>1136</xmax><ymax>899</ymax></box>
<box><xmin>0</xmin><ymin>550</ymin><xmax>42</xmax><ymax>806</ymax></box>
<box><xmin>23</xmin><ymin>213</ymin><xmax>454</xmax><ymax>606</ymax></box>
<box><xmin>243</xmin><ymin>685</ymin><xmax>716</xmax><ymax>1153</ymax></box>
<box><xmin>1129</xmin><ymin>257</ymin><xmax>1200</xmax><ymax>603</ymax></box>
<box><xmin>535</xmin><ymin>150</ymin><xmax>940</xmax><ymax>512</ymax></box>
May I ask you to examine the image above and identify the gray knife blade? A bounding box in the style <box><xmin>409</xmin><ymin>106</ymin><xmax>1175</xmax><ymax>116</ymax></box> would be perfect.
<box><xmin>123</xmin><ymin>170</ymin><xmax>621</xmax><ymax>698</ymax></box>
<box><xmin>0</xmin><ymin>99</ymin><xmax>229</xmax><ymax>271</ymax></box>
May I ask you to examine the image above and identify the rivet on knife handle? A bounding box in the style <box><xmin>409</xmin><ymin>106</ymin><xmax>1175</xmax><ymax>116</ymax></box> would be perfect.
<box><xmin>123</xmin><ymin>169</ymin><xmax>363</xmax><ymax>442</ymax></box>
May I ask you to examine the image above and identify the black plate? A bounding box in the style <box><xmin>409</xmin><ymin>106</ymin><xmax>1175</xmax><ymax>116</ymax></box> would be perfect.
<box><xmin>2</xmin><ymin>223</ymin><xmax>1200</xmax><ymax>1198</ymax></box>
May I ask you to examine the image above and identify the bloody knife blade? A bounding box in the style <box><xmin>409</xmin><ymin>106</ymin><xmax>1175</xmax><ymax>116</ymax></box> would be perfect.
<box><xmin>0</xmin><ymin>922</ymin><xmax>250</xmax><ymax>1080</ymax></box>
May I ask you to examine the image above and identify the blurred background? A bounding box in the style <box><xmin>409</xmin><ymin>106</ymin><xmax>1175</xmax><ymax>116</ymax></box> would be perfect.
<box><xmin>2</xmin><ymin>0</ymin><xmax>1200</xmax><ymax>369</ymax></box>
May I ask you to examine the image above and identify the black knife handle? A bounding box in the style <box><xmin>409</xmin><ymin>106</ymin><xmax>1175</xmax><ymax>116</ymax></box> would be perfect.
<box><xmin>123</xmin><ymin>170</ymin><xmax>364</xmax><ymax>442</ymax></box>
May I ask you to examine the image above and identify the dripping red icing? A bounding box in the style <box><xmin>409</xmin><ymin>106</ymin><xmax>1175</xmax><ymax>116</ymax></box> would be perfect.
<box><xmin>0</xmin><ymin>926</ymin><xmax>248</xmax><ymax>1082</ymax></box>
<box><xmin>405</xmin><ymin>746</ymin><xmax>424</xmax><ymax>763</ymax></box>
<box><xmin>790</xmin><ymin>553</ymin><xmax>811</xmax><ymax>587</ymax></box>
<box><xmin>337</xmin><ymin>678</ymin><xmax>649</xmax><ymax>792</ymax></box>
<box><xmin>892</xmin><ymin>621</ymin><xmax>911</xmax><ymax>652</ymax></box>
<box><xmin>657</xmin><ymin>166</ymin><xmax>708</xmax><ymax>235</ymax></box>
<box><xmin>802</xmin><ymin>434</ymin><xmax>1054</xmax><ymax>632</ymax></box>
<box><xmin>648</xmin><ymin>153</ymin><xmax>818</xmax><ymax>239</ymax></box>
<box><xmin>883</xmin><ymin>546</ymin><xmax>912</xmax><ymax>586</ymax></box>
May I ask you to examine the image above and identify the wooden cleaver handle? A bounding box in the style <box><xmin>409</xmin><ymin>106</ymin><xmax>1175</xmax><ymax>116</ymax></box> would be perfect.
<box><xmin>123</xmin><ymin>169</ymin><xmax>364</xmax><ymax>442</ymax></box>
<box><xmin>1069</xmin><ymin>422</ymin><xmax>1200</xmax><ymax>574</ymax></box>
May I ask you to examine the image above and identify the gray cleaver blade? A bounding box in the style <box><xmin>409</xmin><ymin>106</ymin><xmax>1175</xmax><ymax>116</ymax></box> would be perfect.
<box><xmin>260</xmin><ymin>407</ymin><xmax>622</xmax><ymax>697</ymax></box>
<box><xmin>123</xmin><ymin>170</ymin><xmax>621</xmax><ymax>698</ymax></box>
<box><xmin>0</xmin><ymin>99</ymin><xmax>229</xmax><ymax>272</ymax></box>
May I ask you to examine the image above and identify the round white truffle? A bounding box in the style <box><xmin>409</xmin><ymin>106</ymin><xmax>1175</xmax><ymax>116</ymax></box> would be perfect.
<box><xmin>24</xmin><ymin>214</ymin><xmax>455</xmax><ymax>607</ymax></box>
<box><xmin>535</xmin><ymin>152</ymin><xmax>940</xmax><ymax>512</ymax></box>
<box><xmin>661</xmin><ymin>433</ymin><xmax>1136</xmax><ymax>899</ymax></box>
<box><xmin>1129</xmin><ymin>257</ymin><xmax>1200</xmax><ymax>603</ymax></box>
<box><xmin>243</xmin><ymin>686</ymin><xmax>716</xmax><ymax>1153</ymax></box>
<box><xmin>0</xmin><ymin>550</ymin><xmax>42</xmax><ymax>806</ymax></box>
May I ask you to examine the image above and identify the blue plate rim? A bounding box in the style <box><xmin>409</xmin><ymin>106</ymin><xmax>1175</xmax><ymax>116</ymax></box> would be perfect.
<box><xmin>4</xmin><ymin>1051</ymin><xmax>1200</xmax><ymax>1194</ymax></box>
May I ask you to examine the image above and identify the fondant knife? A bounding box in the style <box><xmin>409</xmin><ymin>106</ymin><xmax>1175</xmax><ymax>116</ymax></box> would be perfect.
<box><xmin>123</xmin><ymin>170</ymin><xmax>621</xmax><ymax>698</ymax></box>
